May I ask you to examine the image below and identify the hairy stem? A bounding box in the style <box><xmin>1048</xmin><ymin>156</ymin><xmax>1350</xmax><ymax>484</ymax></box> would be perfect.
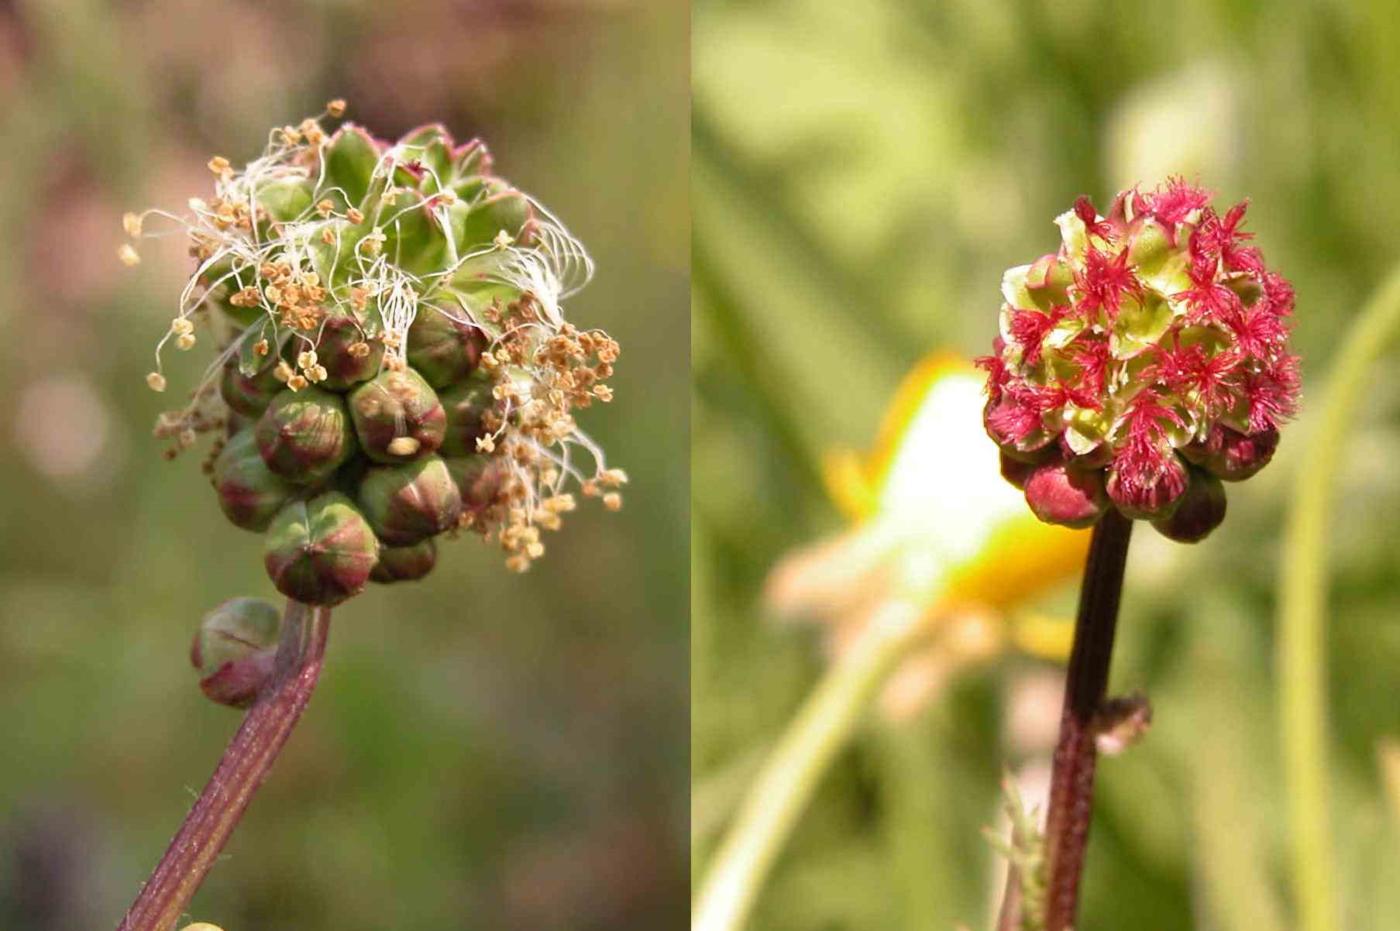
<box><xmin>1040</xmin><ymin>509</ymin><xmax>1132</xmax><ymax>931</ymax></box>
<box><xmin>1279</xmin><ymin>263</ymin><xmax>1400</xmax><ymax>931</ymax></box>
<box><xmin>692</xmin><ymin>600</ymin><xmax>925</xmax><ymax>931</ymax></box>
<box><xmin>116</xmin><ymin>600</ymin><xmax>332</xmax><ymax>931</ymax></box>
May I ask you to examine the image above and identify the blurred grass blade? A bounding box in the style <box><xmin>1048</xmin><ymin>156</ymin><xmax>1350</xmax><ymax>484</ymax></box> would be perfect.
<box><xmin>693</xmin><ymin>600</ymin><xmax>926</xmax><ymax>931</ymax></box>
<box><xmin>1279</xmin><ymin>262</ymin><xmax>1400</xmax><ymax>931</ymax></box>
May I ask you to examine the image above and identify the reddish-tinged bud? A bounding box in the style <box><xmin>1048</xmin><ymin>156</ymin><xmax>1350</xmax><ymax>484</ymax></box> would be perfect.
<box><xmin>225</xmin><ymin>411</ymin><xmax>253</xmax><ymax>438</ymax></box>
<box><xmin>221</xmin><ymin>354</ymin><xmax>283</xmax><ymax>418</ymax></box>
<box><xmin>984</xmin><ymin>400</ymin><xmax>1054</xmax><ymax>462</ymax></box>
<box><xmin>437</xmin><ymin>375</ymin><xmax>495</xmax><ymax>457</ymax></box>
<box><xmin>311</xmin><ymin>315</ymin><xmax>385</xmax><ymax>390</ymax></box>
<box><xmin>356</xmin><ymin>455</ymin><xmax>463</xmax><ymax>545</ymax></box>
<box><xmin>255</xmin><ymin>387</ymin><xmax>356</xmax><ymax>483</ymax></box>
<box><xmin>1152</xmin><ymin>468</ymin><xmax>1227</xmax><ymax>543</ymax></box>
<box><xmin>1024</xmin><ymin>461</ymin><xmax>1107</xmax><ymax>528</ymax></box>
<box><xmin>1107</xmin><ymin>452</ymin><xmax>1187</xmax><ymax>520</ymax></box>
<box><xmin>999</xmin><ymin>451</ymin><xmax>1037</xmax><ymax>490</ymax></box>
<box><xmin>190</xmin><ymin>597</ymin><xmax>281</xmax><ymax>708</ymax></box>
<box><xmin>213</xmin><ymin>430</ymin><xmax>297</xmax><ymax>531</ymax></box>
<box><xmin>370</xmin><ymin>538</ymin><xmax>438</xmax><ymax>583</ymax></box>
<box><xmin>405</xmin><ymin>307</ymin><xmax>488</xmax><ymax>389</ymax></box>
<box><xmin>1188</xmin><ymin>424</ymin><xmax>1279</xmax><ymax>482</ymax></box>
<box><xmin>263</xmin><ymin>493</ymin><xmax>379</xmax><ymax>605</ymax></box>
<box><xmin>444</xmin><ymin>455</ymin><xmax>506</xmax><ymax>512</ymax></box>
<box><xmin>348</xmin><ymin>368</ymin><xmax>447</xmax><ymax>463</ymax></box>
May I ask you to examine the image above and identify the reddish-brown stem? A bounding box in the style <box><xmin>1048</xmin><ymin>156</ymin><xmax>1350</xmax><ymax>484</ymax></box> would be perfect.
<box><xmin>1041</xmin><ymin>508</ymin><xmax>1133</xmax><ymax>931</ymax></box>
<box><xmin>116</xmin><ymin>600</ymin><xmax>331</xmax><ymax>931</ymax></box>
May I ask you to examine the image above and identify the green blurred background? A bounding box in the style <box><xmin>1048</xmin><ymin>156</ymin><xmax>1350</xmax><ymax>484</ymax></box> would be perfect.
<box><xmin>0</xmin><ymin>2</ymin><xmax>687</xmax><ymax>929</ymax></box>
<box><xmin>694</xmin><ymin>1</ymin><xmax>1400</xmax><ymax>929</ymax></box>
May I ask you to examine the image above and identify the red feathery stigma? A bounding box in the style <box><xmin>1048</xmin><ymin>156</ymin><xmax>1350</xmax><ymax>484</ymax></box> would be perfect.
<box><xmin>1143</xmin><ymin>176</ymin><xmax>1211</xmax><ymax>227</ymax></box>
<box><xmin>1262</xmin><ymin>271</ymin><xmax>1296</xmax><ymax>316</ymax></box>
<box><xmin>985</xmin><ymin>381</ymin><xmax>1046</xmax><ymax>445</ymax></box>
<box><xmin>1074</xmin><ymin>196</ymin><xmax>1116</xmax><ymax>242</ymax></box>
<box><xmin>1066</xmin><ymin>336</ymin><xmax>1111</xmax><ymax>396</ymax></box>
<box><xmin>1177</xmin><ymin>276</ymin><xmax>1240</xmax><ymax>325</ymax></box>
<box><xmin>1195</xmin><ymin>201</ymin><xmax>1255</xmax><ymax>271</ymax></box>
<box><xmin>1008</xmin><ymin>304</ymin><xmax>1070</xmax><ymax>365</ymax></box>
<box><xmin>1153</xmin><ymin>342</ymin><xmax>1241</xmax><ymax>420</ymax></box>
<box><xmin>975</xmin><ymin>350</ymin><xmax>1010</xmax><ymax>404</ymax></box>
<box><xmin>1075</xmin><ymin>245</ymin><xmax>1140</xmax><ymax>323</ymax></box>
<box><xmin>1225</xmin><ymin>302</ymin><xmax>1288</xmax><ymax>360</ymax></box>
<box><xmin>1244</xmin><ymin>354</ymin><xmax>1300</xmax><ymax>433</ymax></box>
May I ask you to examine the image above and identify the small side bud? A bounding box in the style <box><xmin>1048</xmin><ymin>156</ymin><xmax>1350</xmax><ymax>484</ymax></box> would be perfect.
<box><xmin>348</xmin><ymin>369</ymin><xmax>446</xmax><ymax>464</ymax></box>
<box><xmin>404</xmin><ymin>308</ymin><xmax>488</xmax><ymax>389</ymax></box>
<box><xmin>263</xmin><ymin>493</ymin><xmax>380</xmax><ymax>606</ymax></box>
<box><xmin>1093</xmin><ymin>692</ymin><xmax>1153</xmax><ymax>756</ymax></box>
<box><xmin>191</xmin><ymin>597</ymin><xmax>281</xmax><ymax>708</ymax></box>
<box><xmin>356</xmin><ymin>456</ymin><xmax>463</xmax><ymax>545</ymax></box>
<box><xmin>1152</xmin><ymin>467</ymin><xmax>1227</xmax><ymax>543</ymax></box>
<box><xmin>255</xmin><ymin>387</ymin><xmax>357</xmax><ymax>483</ymax></box>
<box><xmin>371</xmin><ymin>538</ymin><xmax>438</xmax><ymax>584</ymax></box>
<box><xmin>1024</xmin><ymin>461</ymin><xmax>1107</xmax><ymax>528</ymax></box>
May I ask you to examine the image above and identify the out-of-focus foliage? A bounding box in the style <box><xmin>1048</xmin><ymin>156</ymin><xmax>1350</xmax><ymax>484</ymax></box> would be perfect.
<box><xmin>693</xmin><ymin>0</ymin><xmax>1400</xmax><ymax>929</ymax></box>
<box><xmin>0</xmin><ymin>2</ymin><xmax>687</xmax><ymax>929</ymax></box>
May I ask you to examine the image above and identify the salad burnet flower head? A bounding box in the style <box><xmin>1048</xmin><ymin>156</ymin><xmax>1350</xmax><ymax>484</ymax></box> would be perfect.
<box><xmin>978</xmin><ymin>178</ymin><xmax>1298</xmax><ymax>541</ymax></box>
<box><xmin>121</xmin><ymin>102</ymin><xmax>625</xmax><ymax>604</ymax></box>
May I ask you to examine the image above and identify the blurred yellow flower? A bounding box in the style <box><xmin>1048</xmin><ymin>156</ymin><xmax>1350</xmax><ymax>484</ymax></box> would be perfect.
<box><xmin>766</xmin><ymin>353</ymin><xmax>1090</xmax><ymax>717</ymax></box>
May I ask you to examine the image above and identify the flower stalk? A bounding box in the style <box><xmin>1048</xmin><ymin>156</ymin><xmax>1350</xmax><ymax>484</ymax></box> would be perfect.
<box><xmin>1039</xmin><ymin>508</ymin><xmax>1133</xmax><ymax>930</ymax></box>
<box><xmin>116</xmin><ymin>600</ymin><xmax>331</xmax><ymax>931</ymax></box>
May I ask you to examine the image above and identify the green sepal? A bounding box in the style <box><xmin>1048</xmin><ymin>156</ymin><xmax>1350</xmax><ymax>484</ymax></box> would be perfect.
<box><xmin>394</xmin><ymin>124</ymin><xmax>454</xmax><ymax>191</ymax></box>
<box><xmin>323</xmin><ymin>124</ymin><xmax>380</xmax><ymax>207</ymax></box>
<box><xmin>383</xmin><ymin>193</ymin><xmax>446</xmax><ymax>274</ymax></box>
<box><xmin>257</xmin><ymin>178</ymin><xmax>315</xmax><ymax>223</ymax></box>
<box><xmin>454</xmin><ymin>188</ymin><xmax>531</xmax><ymax>253</ymax></box>
<box><xmin>1128</xmin><ymin>218</ymin><xmax>1192</xmax><ymax>301</ymax></box>
<box><xmin>1110</xmin><ymin>292</ymin><xmax>1174</xmax><ymax>359</ymax></box>
<box><xmin>452</xmin><ymin>139</ymin><xmax>491</xmax><ymax>179</ymax></box>
<box><xmin>237</xmin><ymin>319</ymin><xmax>278</xmax><ymax>376</ymax></box>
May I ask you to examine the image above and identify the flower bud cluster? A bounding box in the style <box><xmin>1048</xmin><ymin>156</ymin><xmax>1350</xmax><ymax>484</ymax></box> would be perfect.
<box><xmin>123</xmin><ymin>104</ymin><xmax>625</xmax><ymax>601</ymax></box>
<box><xmin>979</xmin><ymin>179</ymin><xmax>1297</xmax><ymax>541</ymax></box>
